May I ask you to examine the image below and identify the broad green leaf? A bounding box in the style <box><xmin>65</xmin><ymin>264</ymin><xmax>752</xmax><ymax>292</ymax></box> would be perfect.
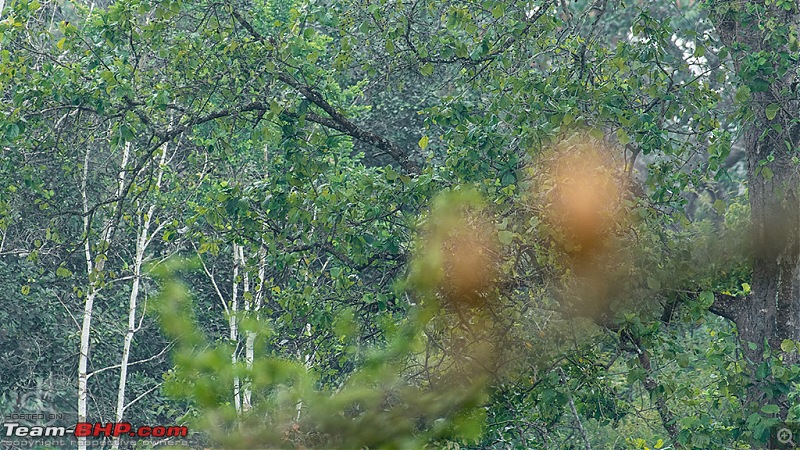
<box><xmin>751</xmin><ymin>78</ymin><xmax>770</xmax><ymax>92</ymax></box>
<box><xmin>765</xmin><ymin>103</ymin><xmax>780</xmax><ymax>120</ymax></box>
<box><xmin>698</xmin><ymin>291</ymin><xmax>714</xmax><ymax>308</ymax></box>
<box><xmin>616</xmin><ymin>128</ymin><xmax>630</xmax><ymax>145</ymax></box>
<box><xmin>420</xmin><ymin>62</ymin><xmax>434</xmax><ymax>76</ymax></box>
<box><xmin>492</xmin><ymin>4</ymin><xmax>505</xmax><ymax>18</ymax></box>
<box><xmin>734</xmin><ymin>85</ymin><xmax>750</xmax><ymax>103</ymax></box>
<box><xmin>693</xmin><ymin>44</ymin><xmax>705</xmax><ymax>57</ymax></box>
<box><xmin>418</xmin><ymin>135</ymin><xmax>429</xmax><ymax>149</ymax></box>
<box><xmin>498</xmin><ymin>230</ymin><xmax>514</xmax><ymax>245</ymax></box>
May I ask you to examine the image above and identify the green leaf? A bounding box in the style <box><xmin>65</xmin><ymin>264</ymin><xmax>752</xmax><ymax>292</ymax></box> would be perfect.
<box><xmin>616</xmin><ymin>128</ymin><xmax>630</xmax><ymax>146</ymax></box>
<box><xmin>418</xmin><ymin>135</ymin><xmax>429</xmax><ymax>149</ymax></box>
<box><xmin>498</xmin><ymin>230</ymin><xmax>514</xmax><ymax>245</ymax></box>
<box><xmin>765</xmin><ymin>103</ymin><xmax>780</xmax><ymax>120</ymax></box>
<box><xmin>420</xmin><ymin>62</ymin><xmax>434</xmax><ymax>76</ymax></box>
<box><xmin>589</xmin><ymin>128</ymin><xmax>605</xmax><ymax>140</ymax></box>
<box><xmin>693</xmin><ymin>44</ymin><xmax>705</xmax><ymax>58</ymax></box>
<box><xmin>734</xmin><ymin>85</ymin><xmax>750</xmax><ymax>103</ymax></box>
<box><xmin>713</xmin><ymin>199</ymin><xmax>726</xmax><ymax>215</ymax></box>
<box><xmin>761</xmin><ymin>404</ymin><xmax>780</xmax><ymax>414</ymax></box>
<box><xmin>790</xmin><ymin>33</ymin><xmax>799</xmax><ymax>52</ymax></box>
<box><xmin>756</xmin><ymin>362</ymin><xmax>768</xmax><ymax>379</ymax></box>
<box><xmin>750</xmin><ymin>78</ymin><xmax>770</xmax><ymax>92</ymax></box>
<box><xmin>491</xmin><ymin>4</ymin><xmax>505</xmax><ymax>18</ymax></box>
<box><xmin>781</xmin><ymin>339</ymin><xmax>795</xmax><ymax>352</ymax></box>
<box><xmin>21</xmin><ymin>285</ymin><xmax>30</xmax><ymax>295</ymax></box>
<box><xmin>698</xmin><ymin>291</ymin><xmax>714</xmax><ymax>308</ymax></box>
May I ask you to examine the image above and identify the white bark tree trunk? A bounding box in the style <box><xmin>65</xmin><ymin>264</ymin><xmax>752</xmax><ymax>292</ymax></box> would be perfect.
<box><xmin>198</xmin><ymin>243</ymin><xmax>245</xmax><ymax>414</ymax></box>
<box><xmin>231</xmin><ymin>243</ymin><xmax>242</xmax><ymax>415</ymax></box>
<box><xmin>241</xmin><ymin>244</ymin><xmax>254</xmax><ymax>413</ymax></box>
<box><xmin>240</xmin><ymin>242</ymin><xmax>268</xmax><ymax>413</ymax></box>
<box><xmin>110</xmin><ymin>143</ymin><xmax>169</xmax><ymax>450</ymax></box>
<box><xmin>78</xmin><ymin>141</ymin><xmax>129</xmax><ymax>450</ymax></box>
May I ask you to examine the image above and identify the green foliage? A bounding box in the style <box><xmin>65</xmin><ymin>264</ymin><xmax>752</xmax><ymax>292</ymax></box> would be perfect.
<box><xmin>2</xmin><ymin>0</ymin><xmax>799</xmax><ymax>448</ymax></box>
<box><xmin>150</xmin><ymin>257</ymin><xmax>488</xmax><ymax>449</ymax></box>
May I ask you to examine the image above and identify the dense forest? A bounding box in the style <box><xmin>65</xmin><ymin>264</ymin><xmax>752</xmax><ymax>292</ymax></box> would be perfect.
<box><xmin>1</xmin><ymin>0</ymin><xmax>799</xmax><ymax>448</ymax></box>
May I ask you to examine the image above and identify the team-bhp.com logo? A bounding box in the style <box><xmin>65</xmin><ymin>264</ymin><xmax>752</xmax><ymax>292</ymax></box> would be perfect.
<box><xmin>4</xmin><ymin>422</ymin><xmax>188</xmax><ymax>439</ymax></box>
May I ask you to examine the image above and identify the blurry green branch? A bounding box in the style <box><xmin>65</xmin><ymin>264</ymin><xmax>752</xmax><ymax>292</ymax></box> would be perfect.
<box><xmin>147</xmin><ymin>207</ymin><xmax>492</xmax><ymax>449</ymax></box>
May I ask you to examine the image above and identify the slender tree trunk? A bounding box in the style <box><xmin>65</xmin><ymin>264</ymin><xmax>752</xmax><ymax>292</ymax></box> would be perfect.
<box><xmin>111</xmin><ymin>143</ymin><xmax>169</xmax><ymax>450</ymax></box>
<box><xmin>78</xmin><ymin>142</ymin><xmax>130</xmax><ymax>450</ymax></box>
<box><xmin>241</xmin><ymin>244</ymin><xmax>267</xmax><ymax>414</ymax></box>
<box><xmin>241</xmin><ymin>244</ymin><xmax>259</xmax><ymax>413</ymax></box>
<box><xmin>77</xmin><ymin>257</ymin><xmax>95</xmax><ymax>450</ymax></box>
<box><xmin>78</xmin><ymin>148</ymin><xmax>94</xmax><ymax>448</ymax></box>
<box><xmin>231</xmin><ymin>243</ymin><xmax>242</xmax><ymax>415</ymax></box>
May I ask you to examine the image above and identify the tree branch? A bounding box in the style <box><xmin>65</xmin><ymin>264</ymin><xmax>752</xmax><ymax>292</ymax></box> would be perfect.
<box><xmin>708</xmin><ymin>292</ymin><xmax>745</xmax><ymax>324</ymax></box>
<box><xmin>87</xmin><ymin>343</ymin><xmax>173</xmax><ymax>380</ymax></box>
<box><xmin>622</xmin><ymin>331</ymin><xmax>681</xmax><ymax>448</ymax></box>
<box><xmin>230</xmin><ymin>9</ymin><xmax>420</xmax><ymax>174</ymax></box>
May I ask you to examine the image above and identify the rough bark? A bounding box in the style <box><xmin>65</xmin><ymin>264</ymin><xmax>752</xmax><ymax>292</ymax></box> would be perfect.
<box><xmin>709</xmin><ymin>0</ymin><xmax>800</xmax><ymax>407</ymax></box>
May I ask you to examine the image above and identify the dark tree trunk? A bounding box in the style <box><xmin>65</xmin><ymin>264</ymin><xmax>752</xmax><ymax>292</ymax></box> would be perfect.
<box><xmin>710</xmin><ymin>0</ymin><xmax>800</xmax><ymax>408</ymax></box>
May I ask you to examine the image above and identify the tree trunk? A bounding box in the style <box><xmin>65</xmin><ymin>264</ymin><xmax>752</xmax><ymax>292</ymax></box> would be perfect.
<box><xmin>231</xmin><ymin>243</ymin><xmax>242</xmax><ymax>415</ymax></box>
<box><xmin>239</xmin><ymin>244</ymin><xmax>254</xmax><ymax>413</ymax></box>
<box><xmin>111</xmin><ymin>143</ymin><xmax>168</xmax><ymax>450</ymax></box>
<box><xmin>710</xmin><ymin>0</ymin><xmax>800</xmax><ymax>409</ymax></box>
<box><xmin>78</xmin><ymin>142</ymin><xmax>130</xmax><ymax>450</ymax></box>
